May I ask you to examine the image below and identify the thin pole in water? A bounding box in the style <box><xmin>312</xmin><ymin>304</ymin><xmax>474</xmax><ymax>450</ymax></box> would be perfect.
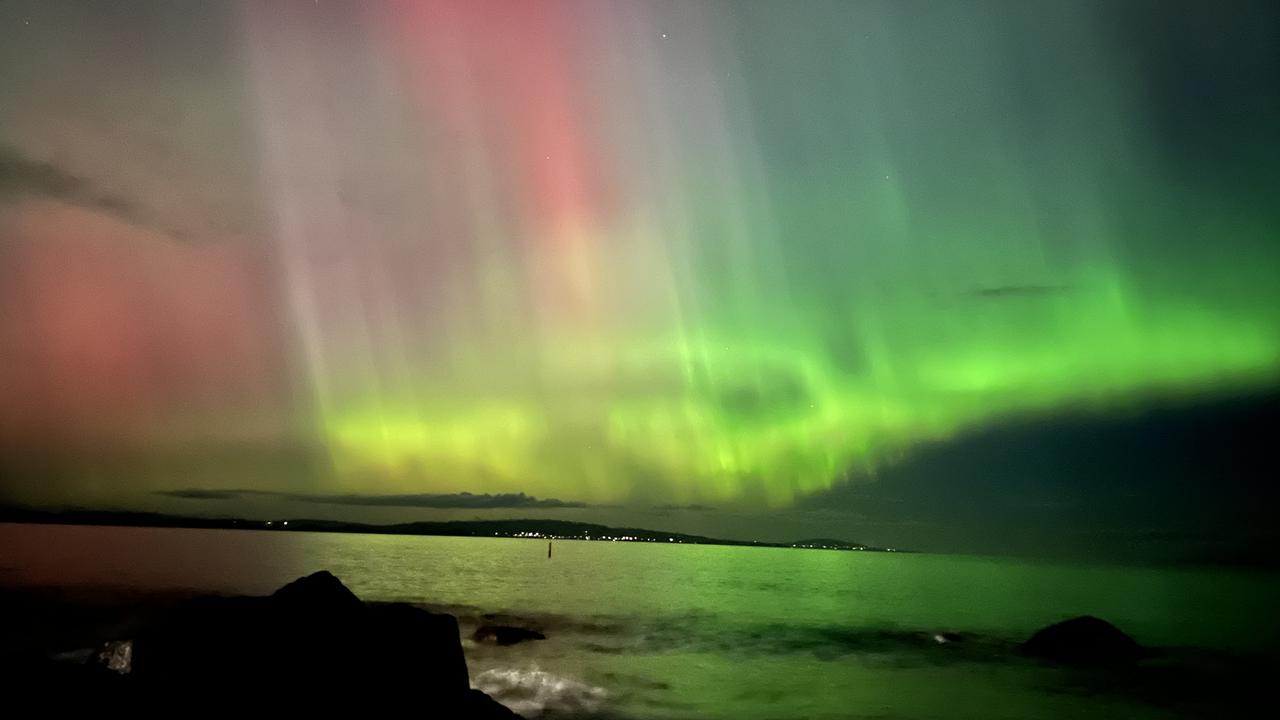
<box><xmin>548</xmin><ymin>541</ymin><xmax>552</xmax><ymax>559</ymax></box>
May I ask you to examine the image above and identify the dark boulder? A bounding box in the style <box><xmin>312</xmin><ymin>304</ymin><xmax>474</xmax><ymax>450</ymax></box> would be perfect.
<box><xmin>1024</xmin><ymin>615</ymin><xmax>1143</xmax><ymax>665</ymax></box>
<box><xmin>467</xmin><ymin>689</ymin><xmax>527</xmax><ymax>718</ymax></box>
<box><xmin>127</xmin><ymin>571</ymin><xmax>520</xmax><ymax>716</ymax></box>
<box><xmin>368</xmin><ymin>601</ymin><xmax>471</xmax><ymax>690</ymax></box>
<box><xmin>474</xmin><ymin>624</ymin><xmax>547</xmax><ymax>646</ymax></box>
<box><xmin>0</xmin><ymin>649</ymin><xmax>130</xmax><ymax>698</ymax></box>
<box><xmin>271</xmin><ymin>569</ymin><xmax>363</xmax><ymax>612</ymax></box>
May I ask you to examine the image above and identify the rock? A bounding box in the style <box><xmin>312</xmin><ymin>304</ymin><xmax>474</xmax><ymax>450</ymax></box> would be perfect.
<box><xmin>368</xmin><ymin>601</ymin><xmax>471</xmax><ymax>691</ymax></box>
<box><xmin>99</xmin><ymin>639</ymin><xmax>132</xmax><ymax>673</ymax></box>
<box><xmin>474</xmin><ymin>624</ymin><xmax>548</xmax><ymax>646</ymax></box>
<box><xmin>271</xmin><ymin>569</ymin><xmax>363</xmax><ymax>613</ymax></box>
<box><xmin>125</xmin><ymin>571</ymin><xmax>521</xmax><ymax>716</ymax></box>
<box><xmin>130</xmin><ymin>595</ymin><xmax>276</xmax><ymax>681</ymax></box>
<box><xmin>1024</xmin><ymin>615</ymin><xmax>1143</xmax><ymax>665</ymax></box>
<box><xmin>0</xmin><ymin>649</ymin><xmax>132</xmax><ymax>707</ymax></box>
<box><xmin>466</xmin><ymin>688</ymin><xmax>528</xmax><ymax>718</ymax></box>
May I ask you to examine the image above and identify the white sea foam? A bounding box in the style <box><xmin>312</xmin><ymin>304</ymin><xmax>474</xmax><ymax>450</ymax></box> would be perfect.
<box><xmin>101</xmin><ymin>640</ymin><xmax>132</xmax><ymax>674</ymax></box>
<box><xmin>473</xmin><ymin>666</ymin><xmax>608</xmax><ymax>717</ymax></box>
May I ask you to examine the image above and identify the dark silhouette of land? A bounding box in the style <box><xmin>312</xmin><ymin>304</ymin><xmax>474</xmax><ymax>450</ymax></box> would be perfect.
<box><xmin>0</xmin><ymin>505</ymin><xmax>904</xmax><ymax>552</ymax></box>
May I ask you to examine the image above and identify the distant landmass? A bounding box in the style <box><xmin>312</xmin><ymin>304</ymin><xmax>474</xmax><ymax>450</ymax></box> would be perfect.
<box><xmin>0</xmin><ymin>506</ymin><xmax>904</xmax><ymax>553</ymax></box>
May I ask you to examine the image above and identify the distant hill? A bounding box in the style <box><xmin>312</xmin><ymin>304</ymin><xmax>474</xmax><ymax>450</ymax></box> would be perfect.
<box><xmin>0</xmin><ymin>505</ymin><xmax>900</xmax><ymax>553</ymax></box>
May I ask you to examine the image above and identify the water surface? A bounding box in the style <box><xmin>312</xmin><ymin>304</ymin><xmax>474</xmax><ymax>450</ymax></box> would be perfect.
<box><xmin>3</xmin><ymin>523</ymin><xmax>1276</xmax><ymax>718</ymax></box>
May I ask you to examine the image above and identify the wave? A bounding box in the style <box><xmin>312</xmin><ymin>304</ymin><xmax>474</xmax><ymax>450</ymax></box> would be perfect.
<box><xmin>419</xmin><ymin>603</ymin><xmax>1019</xmax><ymax>664</ymax></box>
<box><xmin>473</xmin><ymin>666</ymin><xmax>609</xmax><ymax>718</ymax></box>
<box><xmin>627</xmin><ymin>619</ymin><xmax>1018</xmax><ymax>663</ymax></box>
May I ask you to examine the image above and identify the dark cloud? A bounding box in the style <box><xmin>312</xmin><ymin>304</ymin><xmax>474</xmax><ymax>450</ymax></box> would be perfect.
<box><xmin>305</xmin><ymin>492</ymin><xmax>590</xmax><ymax>509</ymax></box>
<box><xmin>802</xmin><ymin>388</ymin><xmax>1280</xmax><ymax>564</ymax></box>
<box><xmin>0</xmin><ymin>146</ymin><xmax>143</xmax><ymax>224</ymax></box>
<box><xmin>156</xmin><ymin>489</ymin><xmax>249</xmax><ymax>501</ymax></box>
<box><xmin>157</xmin><ymin>488</ymin><xmax>591</xmax><ymax>509</ymax></box>
<box><xmin>968</xmin><ymin>284</ymin><xmax>1071</xmax><ymax>299</ymax></box>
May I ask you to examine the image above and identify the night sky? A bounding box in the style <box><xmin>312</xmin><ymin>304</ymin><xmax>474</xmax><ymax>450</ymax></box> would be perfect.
<box><xmin>1</xmin><ymin>1</ymin><xmax>1277</xmax><ymax>562</ymax></box>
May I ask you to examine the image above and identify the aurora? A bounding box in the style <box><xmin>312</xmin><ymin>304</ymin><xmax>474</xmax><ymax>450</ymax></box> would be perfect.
<box><xmin>1</xmin><ymin>0</ymin><xmax>1277</xmax><ymax>516</ymax></box>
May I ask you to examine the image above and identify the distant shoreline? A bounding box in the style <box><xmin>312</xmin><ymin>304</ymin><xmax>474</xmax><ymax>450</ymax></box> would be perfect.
<box><xmin>0</xmin><ymin>507</ymin><xmax>904</xmax><ymax>553</ymax></box>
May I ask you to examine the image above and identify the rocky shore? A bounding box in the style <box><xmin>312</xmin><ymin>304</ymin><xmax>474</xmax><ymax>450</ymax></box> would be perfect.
<box><xmin>3</xmin><ymin>570</ymin><xmax>1264</xmax><ymax>718</ymax></box>
<box><xmin>1</xmin><ymin>571</ymin><xmax>523</xmax><ymax>715</ymax></box>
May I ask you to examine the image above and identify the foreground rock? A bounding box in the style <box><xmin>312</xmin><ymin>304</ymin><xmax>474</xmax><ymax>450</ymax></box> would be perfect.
<box><xmin>121</xmin><ymin>571</ymin><xmax>518</xmax><ymax>715</ymax></box>
<box><xmin>474</xmin><ymin>624</ymin><xmax>547</xmax><ymax>646</ymax></box>
<box><xmin>135</xmin><ymin>572</ymin><xmax>460</xmax><ymax>689</ymax></box>
<box><xmin>1024</xmin><ymin>615</ymin><xmax>1143</xmax><ymax>665</ymax></box>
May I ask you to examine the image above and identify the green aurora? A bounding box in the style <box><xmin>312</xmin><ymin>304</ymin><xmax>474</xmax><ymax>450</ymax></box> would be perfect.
<box><xmin>302</xmin><ymin>1</ymin><xmax>1280</xmax><ymax>507</ymax></box>
<box><xmin>1</xmin><ymin>1</ymin><xmax>1277</xmax><ymax>512</ymax></box>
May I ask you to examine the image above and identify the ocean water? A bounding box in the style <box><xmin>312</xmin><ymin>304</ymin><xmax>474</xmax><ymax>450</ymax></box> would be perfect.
<box><xmin>2</xmin><ymin>523</ymin><xmax>1277</xmax><ymax>718</ymax></box>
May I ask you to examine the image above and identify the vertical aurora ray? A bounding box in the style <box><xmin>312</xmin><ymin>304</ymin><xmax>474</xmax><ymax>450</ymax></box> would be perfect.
<box><xmin>228</xmin><ymin>0</ymin><xmax>1280</xmax><ymax>507</ymax></box>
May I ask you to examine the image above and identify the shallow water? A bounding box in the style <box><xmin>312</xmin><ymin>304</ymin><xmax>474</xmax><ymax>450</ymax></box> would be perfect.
<box><xmin>3</xmin><ymin>523</ymin><xmax>1277</xmax><ymax>718</ymax></box>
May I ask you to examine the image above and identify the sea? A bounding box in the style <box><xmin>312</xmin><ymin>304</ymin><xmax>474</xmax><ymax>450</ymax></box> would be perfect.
<box><xmin>2</xmin><ymin>523</ymin><xmax>1277</xmax><ymax>719</ymax></box>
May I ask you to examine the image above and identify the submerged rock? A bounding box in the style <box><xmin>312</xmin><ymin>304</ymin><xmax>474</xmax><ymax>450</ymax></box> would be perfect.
<box><xmin>474</xmin><ymin>624</ymin><xmax>548</xmax><ymax>646</ymax></box>
<box><xmin>1024</xmin><ymin>615</ymin><xmax>1143</xmax><ymax>665</ymax></box>
<box><xmin>930</xmin><ymin>631</ymin><xmax>966</xmax><ymax>644</ymax></box>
